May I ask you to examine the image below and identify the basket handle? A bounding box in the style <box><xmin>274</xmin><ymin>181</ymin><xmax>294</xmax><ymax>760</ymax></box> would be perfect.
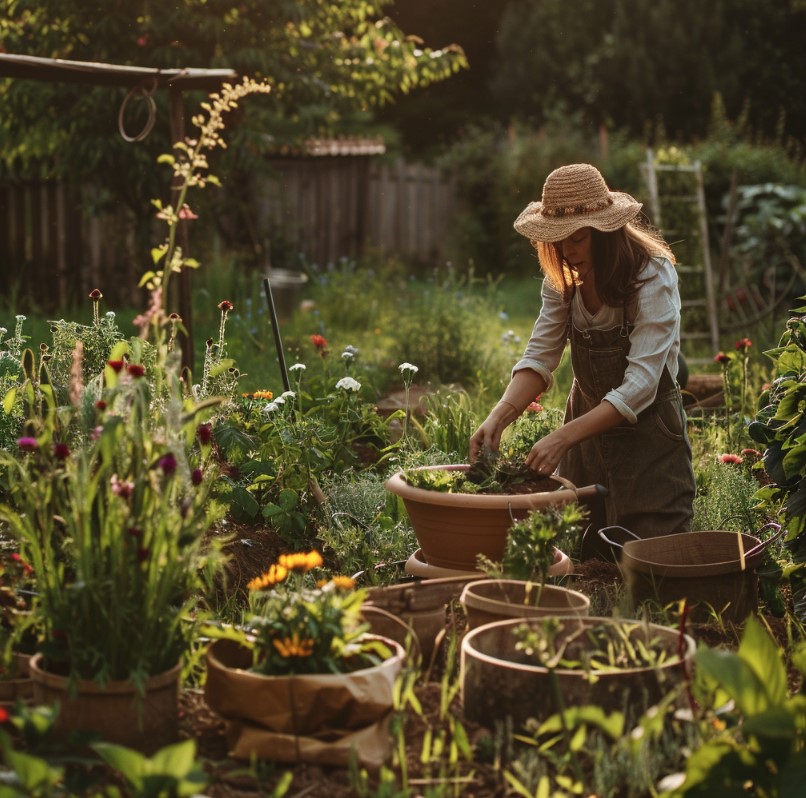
<box><xmin>744</xmin><ymin>522</ymin><xmax>784</xmax><ymax>558</ymax></box>
<box><xmin>597</xmin><ymin>525</ymin><xmax>641</xmax><ymax>550</ymax></box>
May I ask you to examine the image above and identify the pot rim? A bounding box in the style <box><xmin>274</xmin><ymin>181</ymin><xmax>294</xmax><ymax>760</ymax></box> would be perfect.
<box><xmin>461</xmin><ymin>615</ymin><xmax>695</xmax><ymax>677</ymax></box>
<box><xmin>385</xmin><ymin>464</ymin><xmax>579</xmax><ymax>509</ymax></box>
<box><xmin>460</xmin><ymin>579</ymin><xmax>591</xmax><ymax>613</ymax></box>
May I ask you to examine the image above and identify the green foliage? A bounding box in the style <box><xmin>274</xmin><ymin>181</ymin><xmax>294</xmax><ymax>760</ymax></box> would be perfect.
<box><xmin>672</xmin><ymin>615</ymin><xmax>806</xmax><ymax>797</ymax></box>
<box><xmin>92</xmin><ymin>739</ymin><xmax>209</xmax><ymax>798</ymax></box>
<box><xmin>692</xmin><ymin>458</ymin><xmax>766</xmax><ymax>533</ymax></box>
<box><xmin>501</xmin><ymin>503</ymin><xmax>587</xmax><ymax>582</ymax></box>
<box><xmin>0</xmin><ymin>348</ymin><xmax>225</xmax><ymax>684</ymax></box>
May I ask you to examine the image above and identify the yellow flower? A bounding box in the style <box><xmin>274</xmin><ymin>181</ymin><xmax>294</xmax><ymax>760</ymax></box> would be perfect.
<box><xmin>279</xmin><ymin>550</ymin><xmax>323</xmax><ymax>573</ymax></box>
<box><xmin>241</xmin><ymin>390</ymin><xmax>274</xmax><ymax>400</ymax></box>
<box><xmin>330</xmin><ymin>575</ymin><xmax>356</xmax><ymax>590</ymax></box>
<box><xmin>247</xmin><ymin>563</ymin><xmax>288</xmax><ymax>591</ymax></box>
<box><xmin>273</xmin><ymin>632</ymin><xmax>315</xmax><ymax>658</ymax></box>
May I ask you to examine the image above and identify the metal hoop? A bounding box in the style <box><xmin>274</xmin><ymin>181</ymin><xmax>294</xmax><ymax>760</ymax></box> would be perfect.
<box><xmin>118</xmin><ymin>78</ymin><xmax>158</xmax><ymax>143</ymax></box>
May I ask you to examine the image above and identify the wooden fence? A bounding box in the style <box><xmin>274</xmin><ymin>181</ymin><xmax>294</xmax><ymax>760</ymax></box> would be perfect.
<box><xmin>0</xmin><ymin>157</ymin><xmax>457</xmax><ymax>311</ymax></box>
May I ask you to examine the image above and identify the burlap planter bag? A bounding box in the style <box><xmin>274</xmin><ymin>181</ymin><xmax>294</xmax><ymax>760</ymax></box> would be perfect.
<box><xmin>205</xmin><ymin>636</ymin><xmax>404</xmax><ymax>769</ymax></box>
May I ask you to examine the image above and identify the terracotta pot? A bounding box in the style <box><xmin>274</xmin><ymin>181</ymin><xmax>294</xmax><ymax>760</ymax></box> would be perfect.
<box><xmin>403</xmin><ymin>546</ymin><xmax>574</xmax><ymax>580</ymax></box>
<box><xmin>363</xmin><ymin>574</ymin><xmax>477</xmax><ymax>664</ymax></box>
<box><xmin>385</xmin><ymin>464</ymin><xmax>604</xmax><ymax>570</ymax></box>
<box><xmin>461</xmin><ymin>615</ymin><xmax>695</xmax><ymax>729</ymax></box>
<box><xmin>29</xmin><ymin>655</ymin><xmax>181</xmax><ymax>753</ymax></box>
<box><xmin>0</xmin><ymin>653</ymin><xmax>34</xmax><ymax>708</ymax></box>
<box><xmin>460</xmin><ymin>579</ymin><xmax>590</xmax><ymax>630</ymax></box>
<box><xmin>205</xmin><ymin>635</ymin><xmax>404</xmax><ymax>768</ymax></box>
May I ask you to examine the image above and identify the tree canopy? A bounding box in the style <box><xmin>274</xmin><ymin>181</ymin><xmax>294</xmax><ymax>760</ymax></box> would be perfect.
<box><xmin>0</xmin><ymin>0</ymin><xmax>467</xmax><ymax>208</ymax></box>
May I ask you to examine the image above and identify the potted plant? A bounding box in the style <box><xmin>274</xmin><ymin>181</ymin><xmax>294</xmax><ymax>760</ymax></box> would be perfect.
<box><xmin>204</xmin><ymin>550</ymin><xmax>404</xmax><ymax>769</ymax></box>
<box><xmin>0</xmin><ymin>345</ymin><xmax>224</xmax><ymax>752</ymax></box>
<box><xmin>386</xmin><ymin>459</ymin><xmax>606</xmax><ymax>572</ymax></box>
<box><xmin>461</xmin><ymin>615</ymin><xmax>695</xmax><ymax>731</ymax></box>
<box><xmin>460</xmin><ymin>503</ymin><xmax>591</xmax><ymax>630</ymax></box>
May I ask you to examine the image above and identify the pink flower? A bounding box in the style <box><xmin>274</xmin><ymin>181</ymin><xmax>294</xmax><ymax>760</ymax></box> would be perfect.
<box><xmin>111</xmin><ymin>474</ymin><xmax>135</xmax><ymax>499</ymax></box>
<box><xmin>735</xmin><ymin>337</ymin><xmax>752</xmax><ymax>352</ymax></box>
<box><xmin>714</xmin><ymin>352</ymin><xmax>730</xmax><ymax>365</ymax></box>
<box><xmin>16</xmin><ymin>437</ymin><xmax>38</xmax><ymax>451</ymax></box>
<box><xmin>719</xmin><ymin>453</ymin><xmax>744</xmax><ymax>465</ymax></box>
<box><xmin>178</xmin><ymin>204</ymin><xmax>198</xmax><ymax>220</ymax></box>
<box><xmin>526</xmin><ymin>402</ymin><xmax>544</xmax><ymax>413</ymax></box>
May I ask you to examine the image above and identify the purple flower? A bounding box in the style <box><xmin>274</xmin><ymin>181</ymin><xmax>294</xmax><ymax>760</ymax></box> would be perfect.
<box><xmin>16</xmin><ymin>437</ymin><xmax>38</xmax><ymax>451</ymax></box>
<box><xmin>159</xmin><ymin>453</ymin><xmax>177</xmax><ymax>475</ymax></box>
<box><xmin>191</xmin><ymin>468</ymin><xmax>204</xmax><ymax>486</ymax></box>
<box><xmin>53</xmin><ymin>442</ymin><xmax>70</xmax><ymax>459</ymax></box>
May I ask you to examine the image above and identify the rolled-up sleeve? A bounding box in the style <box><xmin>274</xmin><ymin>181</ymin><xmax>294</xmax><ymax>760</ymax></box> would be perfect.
<box><xmin>512</xmin><ymin>279</ymin><xmax>570</xmax><ymax>392</ymax></box>
<box><xmin>604</xmin><ymin>257</ymin><xmax>681</xmax><ymax>423</ymax></box>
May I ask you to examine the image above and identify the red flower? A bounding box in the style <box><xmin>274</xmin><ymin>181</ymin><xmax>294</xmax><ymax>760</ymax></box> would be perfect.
<box><xmin>714</xmin><ymin>352</ymin><xmax>730</xmax><ymax>365</ymax></box>
<box><xmin>310</xmin><ymin>334</ymin><xmax>328</xmax><ymax>350</ymax></box>
<box><xmin>741</xmin><ymin>448</ymin><xmax>763</xmax><ymax>459</ymax></box>
<box><xmin>88</xmin><ymin>288</ymin><xmax>103</xmax><ymax>300</ymax></box>
<box><xmin>526</xmin><ymin>402</ymin><xmax>544</xmax><ymax>413</ymax></box>
<box><xmin>191</xmin><ymin>468</ymin><xmax>204</xmax><ymax>486</ymax></box>
<box><xmin>719</xmin><ymin>453</ymin><xmax>744</xmax><ymax>465</ymax></box>
<box><xmin>95</xmin><ymin>400</ymin><xmax>107</xmax><ymax>411</ymax></box>
<box><xmin>127</xmin><ymin>364</ymin><xmax>146</xmax><ymax>378</ymax></box>
<box><xmin>137</xmin><ymin>547</ymin><xmax>149</xmax><ymax>563</ymax></box>
<box><xmin>0</xmin><ymin>706</ymin><xmax>8</xmax><ymax>723</ymax></box>
<box><xmin>128</xmin><ymin>527</ymin><xmax>144</xmax><ymax>539</ymax></box>
<box><xmin>196</xmin><ymin>423</ymin><xmax>213</xmax><ymax>444</ymax></box>
<box><xmin>53</xmin><ymin>442</ymin><xmax>70</xmax><ymax>459</ymax></box>
<box><xmin>107</xmin><ymin>360</ymin><xmax>124</xmax><ymax>372</ymax></box>
<box><xmin>735</xmin><ymin>337</ymin><xmax>752</xmax><ymax>352</ymax></box>
<box><xmin>217</xmin><ymin>300</ymin><xmax>234</xmax><ymax>312</ymax></box>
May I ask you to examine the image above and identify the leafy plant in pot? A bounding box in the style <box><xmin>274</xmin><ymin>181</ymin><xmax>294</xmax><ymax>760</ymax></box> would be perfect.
<box><xmin>385</xmin><ymin>458</ymin><xmax>606</xmax><ymax>572</ymax></box>
<box><xmin>0</xmin><ymin>346</ymin><xmax>224</xmax><ymax>752</ymax></box>
<box><xmin>461</xmin><ymin>503</ymin><xmax>591</xmax><ymax>630</ymax></box>
<box><xmin>204</xmin><ymin>550</ymin><xmax>404</xmax><ymax>768</ymax></box>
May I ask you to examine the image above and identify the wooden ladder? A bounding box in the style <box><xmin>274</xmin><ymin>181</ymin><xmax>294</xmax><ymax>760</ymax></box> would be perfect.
<box><xmin>641</xmin><ymin>149</ymin><xmax>720</xmax><ymax>365</ymax></box>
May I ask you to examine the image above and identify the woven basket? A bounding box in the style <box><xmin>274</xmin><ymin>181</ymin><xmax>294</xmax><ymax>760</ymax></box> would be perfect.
<box><xmin>599</xmin><ymin>524</ymin><xmax>782</xmax><ymax>623</ymax></box>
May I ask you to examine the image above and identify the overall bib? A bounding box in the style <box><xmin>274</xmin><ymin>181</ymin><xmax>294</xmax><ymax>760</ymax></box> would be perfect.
<box><xmin>557</xmin><ymin>312</ymin><xmax>696</xmax><ymax>558</ymax></box>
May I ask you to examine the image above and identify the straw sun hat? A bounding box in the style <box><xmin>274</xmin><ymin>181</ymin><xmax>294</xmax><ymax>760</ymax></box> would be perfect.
<box><xmin>514</xmin><ymin>163</ymin><xmax>642</xmax><ymax>243</ymax></box>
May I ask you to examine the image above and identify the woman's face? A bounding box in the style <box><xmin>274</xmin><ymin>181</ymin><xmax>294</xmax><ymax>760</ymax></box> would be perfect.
<box><xmin>560</xmin><ymin>226</ymin><xmax>593</xmax><ymax>279</ymax></box>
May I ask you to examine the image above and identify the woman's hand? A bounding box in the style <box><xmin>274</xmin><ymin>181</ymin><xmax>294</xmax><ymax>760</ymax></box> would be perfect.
<box><xmin>525</xmin><ymin>428</ymin><xmax>570</xmax><ymax>475</ymax></box>
<box><xmin>469</xmin><ymin>403</ymin><xmax>518</xmax><ymax>461</ymax></box>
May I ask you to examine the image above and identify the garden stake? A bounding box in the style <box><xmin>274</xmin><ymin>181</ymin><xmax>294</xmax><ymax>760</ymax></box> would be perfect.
<box><xmin>263</xmin><ymin>277</ymin><xmax>291</xmax><ymax>393</ymax></box>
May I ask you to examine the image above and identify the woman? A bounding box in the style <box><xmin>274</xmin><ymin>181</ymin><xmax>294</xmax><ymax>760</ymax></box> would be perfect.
<box><xmin>469</xmin><ymin>163</ymin><xmax>695</xmax><ymax>557</ymax></box>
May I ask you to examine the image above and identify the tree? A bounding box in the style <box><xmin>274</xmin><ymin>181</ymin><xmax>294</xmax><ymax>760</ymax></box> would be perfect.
<box><xmin>0</xmin><ymin>1</ymin><xmax>467</xmax><ymax>211</ymax></box>
<box><xmin>489</xmin><ymin>0</ymin><xmax>806</xmax><ymax>145</ymax></box>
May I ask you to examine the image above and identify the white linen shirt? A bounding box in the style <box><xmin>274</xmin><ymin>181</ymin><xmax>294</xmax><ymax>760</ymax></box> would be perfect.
<box><xmin>512</xmin><ymin>256</ymin><xmax>681</xmax><ymax>424</ymax></box>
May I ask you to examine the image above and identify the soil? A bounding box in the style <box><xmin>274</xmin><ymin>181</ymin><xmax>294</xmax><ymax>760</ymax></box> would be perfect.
<box><xmin>167</xmin><ymin>526</ymin><xmax>803</xmax><ymax>798</ymax></box>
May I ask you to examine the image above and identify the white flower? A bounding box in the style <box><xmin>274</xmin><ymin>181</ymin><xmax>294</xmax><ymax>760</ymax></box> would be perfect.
<box><xmin>498</xmin><ymin>311</ymin><xmax>509</xmax><ymax>321</ymax></box>
<box><xmin>273</xmin><ymin>395</ymin><xmax>286</xmax><ymax>405</ymax></box>
<box><xmin>341</xmin><ymin>351</ymin><xmax>355</xmax><ymax>360</ymax></box>
<box><xmin>281</xmin><ymin>390</ymin><xmax>296</xmax><ymax>400</ymax></box>
<box><xmin>106</xmin><ymin>311</ymin><xmax>116</xmax><ymax>319</ymax></box>
<box><xmin>336</xmin><ymin>376</ymin><xmax>361</xmax><ymax>392</ymax></box>
<box><xmin>288</xmin><ymin>363</ymin><xmax>306</xmax><ymax>372</ymax></box>
<box><xmin>262</xmin><ymin>402</ymin><xmax>280</xmax><ymax>414</ymax></box>
<box><xmin>398</xmin><ymin>362</ymin><xmax>419</xmax><ymax>375</ymax></box>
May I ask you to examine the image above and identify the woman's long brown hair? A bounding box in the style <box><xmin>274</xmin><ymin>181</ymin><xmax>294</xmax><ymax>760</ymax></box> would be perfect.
<box><xmin>535</xmin><ymin>217</ymin><xmax>675</xmax><ymax>305</ymax></box>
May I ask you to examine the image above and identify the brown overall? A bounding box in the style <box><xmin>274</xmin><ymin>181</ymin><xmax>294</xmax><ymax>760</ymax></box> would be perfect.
<box><xmin>557</xmin><ymin>312</ymin><xmax>696</xmax><ymax>559</ymax></box>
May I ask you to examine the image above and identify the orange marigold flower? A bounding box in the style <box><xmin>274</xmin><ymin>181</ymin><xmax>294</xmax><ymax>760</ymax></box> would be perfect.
<box><xmin>273</xmin><ymin>632</ymin><xmax>315</xmax><ymax>658</ymax></box>
<box><xmin>279</xmin><ymin>550</ymin><xmax>323</xmax><ymax>573</ymax></box>
<box><xmin>330</xmin><ymin>575</ymin><xmax>356</xmax><ymax>590</ymax></box>
<box><xmin>247</xmin><ymin>563</ymin><xmax>289</xmax><ymax>591</ymax></box>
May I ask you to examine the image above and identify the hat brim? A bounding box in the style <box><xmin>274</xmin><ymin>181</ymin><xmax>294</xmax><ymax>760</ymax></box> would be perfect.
<box><xmin>513</xmin><ymin>191</ymin><xmax>643</xmax><ymax>243</ymax></box>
